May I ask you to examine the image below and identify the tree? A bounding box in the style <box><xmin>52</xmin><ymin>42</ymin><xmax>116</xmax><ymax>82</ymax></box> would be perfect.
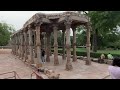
<box><xmin>0</xmin><ymin>22</ymin><xmax>15</xmax><ymax>46</ymax></box>
<box><xmin>78</xmin><ymin>11</ymin><xmax>120</xmax><ymax>52</ymax></box>
<box><xmin>76</xmin><ymin>26</ymin><xmax>86</xmax><ymax>46</ymax></box>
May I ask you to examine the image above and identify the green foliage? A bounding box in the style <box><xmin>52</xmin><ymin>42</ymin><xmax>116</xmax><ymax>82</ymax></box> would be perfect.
<box><xmin>0</xmin><ymin>22</ymin><xmax>15</xmax><ymax>46</ymax></box>
<box><xmin>51</xmin><ymin>49</ymin><xmax>120</xmax><ymax>58</ymax></box>
<box><xmin>77</xmin><ymin>11</ymin><xmax>120</xmax><ymax>50</ymax></box>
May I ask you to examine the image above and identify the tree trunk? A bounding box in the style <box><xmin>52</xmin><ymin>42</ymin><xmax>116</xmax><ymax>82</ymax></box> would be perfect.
<box><xmin>92</xmin><ymin>29</ymin><xmax>98</xmax><ymax>52</ymax></box>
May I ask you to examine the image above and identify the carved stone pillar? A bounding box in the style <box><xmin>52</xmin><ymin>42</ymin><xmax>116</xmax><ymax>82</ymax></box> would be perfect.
<box><xmin>19</xmin><ymin>32</ymin><xmax>22</xmax><ymax>59</ymax></box>
<box><xmin>18</xmin><ymin>32</ymin><xmax>22</xmax><ymax>59</ymax></box>
<box><xmin>28</xmin><ymin>25</ymin><xmax>34</xmax><ymax>64</ymax></box>
<box><xmin>12</xmin><ymin>36</ymin><xmax>15</xmax><ymax>55</ymax></box>
<box><xmin>41</xmin><ymin>33</ymin><xmax>44</xmax><ymax>49</ymax></box>
<box><xmin>21</xmin><ymin>32</ymin><xmax>24</xmax><ymax>60</ymax></box>
<box><xmin>65</xmin><ymin>20</ymin><xmax>73</xmax><ymax>70</ymax></box>
<box><xmin>62</xmin><ymin>30</ymin><xmax>66</xmax><ymax>60</ymax></box>
<box><xmin>53</xmin><ymin>24</ymin><xmax>59</xmax><ymax>65</ymax></box>
<box><xmin>43</xmin><ymin>32</ymin><xmax>46</xmax><ymax>51</ymax></box>
<box><xmin>33</xmin><ymin>31</ymin><xmax>37</xmax><ymax>58</ymax></box>
<box><xmin>72</xmin><ymin>27</ymin><xmax>77</xmax><ymax>62</ymax></box>
<box><xmin>11</xmin><ymin>37</ymin><xmax>14</xmax><ymax>54</ymax></box>
<box><xmin>85</xmin><ymin>23</ymin><xmax>91</xmax><ymax>65</ymax></box>
<box><xmin>46</xmin><ymin>32</ymin><xmax>51</xmax><ymax>62</ymax></box>
<box><xmin>35</xmin><ymin>22</ymin><xmax>42</xmax><ymax>66</ymax></box>
<box><xmin>15</xmin><ymin>34</ymin><xmax>18</xmax><ymax>56</ymax></box>
<box><xmin>16</xmin><ymin>34</ymin><xmax>19</xmax><ymax>56</ymax></box>
<box><xmin>45</xmin><ymin>33</ymin><xmax>47</xmax><ymax>53</ymax></box>
<box><xmin>50</xmin><ymin>35</ymin><xmax>52</xmax><ymax>56</ymax></box>
<box><xmin>24</xmin><ymin>30</ymin><xmax>28</xmax><ymax>61</ymax></box>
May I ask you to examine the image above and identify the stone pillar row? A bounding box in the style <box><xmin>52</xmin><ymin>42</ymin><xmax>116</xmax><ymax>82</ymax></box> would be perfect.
<box><xmin>10</xmin><ymin>19</ymin><xmax>91</xmax><ymax>70</ymax></box>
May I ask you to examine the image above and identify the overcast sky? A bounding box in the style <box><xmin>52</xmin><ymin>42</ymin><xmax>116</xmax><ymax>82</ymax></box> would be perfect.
<box><xmin>0</xmin><ymin>11</ymin><xmax>67</xmax><ymax>30</ymax></box>
<box><xmin>0</xmin><ymin>11</ymin><xmax>78</xmax><ymax>36</ymax></box>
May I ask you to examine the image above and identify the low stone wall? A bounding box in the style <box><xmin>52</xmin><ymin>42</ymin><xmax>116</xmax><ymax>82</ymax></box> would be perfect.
<box><xmin>0</xmin><ymin>46</ymin><xmax>11</xmax><ymax>49</ymax></box>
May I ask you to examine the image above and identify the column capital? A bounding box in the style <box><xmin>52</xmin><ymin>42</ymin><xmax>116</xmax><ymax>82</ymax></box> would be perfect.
<box><xmin>85</xmin><ymin>22</ymin><xmax>91</xmax><ymax>29</ymax></box>
<box><xmin>53</xmin><ymin>24</ymin><xmax>58</xmax><ymax>30</ymax></box>
<box><xmin>23</xmin><ymin>28</ymin><xmax>28</xmax><ymax>33</ymax></box>
<box><xmin>72</xmin><ymin>25</ymin><xmax>77</xmax><ymax>30</ymax></box>
<box><xmin>64</xmin><ymin>20</ymin><xmax>72</xmax><ymax>26</ymax></box>
<box><xmin>28</xmin><ymin>25</ymin><xmax>33</xmax><ymax>30</ymax></box>
<box><xmin>64</xmin><ymin>16</ymin><xmax>72</xmax><ymax>26</ymax></box>
<box><xmin>35</xmin><ymin>18</ymin><xmax>43</xmax><ymax>27</ymax></box>
<box><xmin>35</xmin><ymin>22</ymin><xmax>43</xmax><ymax>27</ymax></box>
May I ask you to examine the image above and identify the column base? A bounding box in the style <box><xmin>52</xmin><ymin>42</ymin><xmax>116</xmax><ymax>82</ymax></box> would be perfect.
<box><xmin>54</xmin><ymin>57</ymin><xmax>59</xmax><ymax>65</ymax></box>
<box><xmin>85</xmin><ymin>60</ymin><xmax>91</xmax><ymax>65</ymax></box>
<box><xmin>65</xmin><ymin>62</ymin><xmax>73</xmax><ymax>71</ymax></box>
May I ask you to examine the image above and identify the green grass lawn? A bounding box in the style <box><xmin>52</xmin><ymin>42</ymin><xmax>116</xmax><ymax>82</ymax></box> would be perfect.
<box><xmin>57</xmin><ymin>48</ymin><xmax>120</xmax><ymax>55</ymax></box>
<box><xmin>76</xmin><ymin>48</ymin><xmax>120</xmax><ymax>54</ymax></box>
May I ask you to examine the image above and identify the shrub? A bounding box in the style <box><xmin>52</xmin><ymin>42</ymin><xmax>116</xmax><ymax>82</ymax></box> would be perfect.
<box><xmin>51</xmin><ymin>50</ymin><xmax>120</xmax><ymax>58</ymax></box>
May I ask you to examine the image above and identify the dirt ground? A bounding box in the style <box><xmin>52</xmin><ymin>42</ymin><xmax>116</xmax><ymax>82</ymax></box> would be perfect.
<box><xmin>0</xmin><ymin>49</ymin><xmax>111</xmax><ymax>79</ymax></box>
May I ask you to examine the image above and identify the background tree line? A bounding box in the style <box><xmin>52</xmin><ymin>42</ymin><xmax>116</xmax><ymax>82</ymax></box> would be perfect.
<box><xmin>0</xmin><ymin>22</ymin><xmax>15</xmax><ymax>46</ymax></box>
<box><xmin>50</xmin><ymin>11</ymin><xmax>120</xmax><ymax>52</ymax></box>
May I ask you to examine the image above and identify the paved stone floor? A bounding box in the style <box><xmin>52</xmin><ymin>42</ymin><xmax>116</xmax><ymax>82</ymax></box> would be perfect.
<box><xmin>0</xmin><ymin>49</ymin><xmax>111</xmax><ymax>79</ymax></box>
<box><xmin>0</xmin><ymin>49</ymin><xmax>33</xmax><ymax>79</ymax></box>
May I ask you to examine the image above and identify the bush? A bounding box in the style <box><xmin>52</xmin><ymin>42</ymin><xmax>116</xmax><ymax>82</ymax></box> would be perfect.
<box><xmin>51</xmin><ymin>50</ymin><xmax>120</xmax><ymax>58</ymax></box>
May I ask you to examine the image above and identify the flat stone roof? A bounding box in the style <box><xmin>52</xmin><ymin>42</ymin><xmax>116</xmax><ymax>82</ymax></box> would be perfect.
<box><xmin>12</xmin><ymin>11</ymin><xmax>89</xmax><ymax>36</ymax></box>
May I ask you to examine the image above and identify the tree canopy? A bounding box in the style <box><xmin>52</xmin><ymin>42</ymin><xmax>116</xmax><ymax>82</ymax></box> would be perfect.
<box><xmin>76</xmin><ymin>11</ymin><xmax>120</xmax><ymax>51</ymax></box>
<box><xmin>0</xmin><ymin>22</ymin><xmax>15</xmax><ymax>46</ymax></box>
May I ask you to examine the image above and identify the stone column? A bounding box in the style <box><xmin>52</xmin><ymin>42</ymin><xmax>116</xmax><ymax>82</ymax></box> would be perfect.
<box><xmin>15</xmin><ymin>34</ymin><xmax>17</xmax><ymax>56</ymax></box>
<box><xmin>53</xmin><ymin>24</ymin><xmax>59</xmax><ymax>65</ymax></box>
<box><xmin>19</xmin><ymin>32</ymin><xmax>22</xmax><ymax>59</ymax></box>
<box><xmin>72</xmin><ymin>27</ymin><xmax>77</xmax><ymax>62</ymax></box>
<box><xmin>24</xmin><ymin>30</ymin><xmax>28</xmax><ymax>61</ymax></box>
<box><xmin>21</xmin><ymin>32</ymin><xmax>24</xmax><ymax>60</ymax></box>
<box><xmin>16</xmin><ymin>34</ymin><xmax>19</xmax><ymax>56</ymax></box>
<box><xmin>12</xmin><ymin>36</ymin><xmax>15</xmax><ymax>55</ymax></box>
<box><xmin>85</xmin><ymin>23</ymin><xmax>91</xmax><ymax>65</ymax></box>
<box><xmin>35</xmin><ymin>22</ymin><xmax>42</xmax><ymax>67</ymax></box>
<box><xmin>45</xmin><ymin>33</ymin><xmax>47</xmax><ymax>53</ymax></box>
<box><xmin>62</xmin><ymin>29</ymin><xmax>66</xmax><ymax>60</ymax></box>
<box><xmin>50</xmin><ymin>35</ymin><xmax>52</xmax><ymax>56</ymax></box>
<box><xmin>33</xmin><ymin>31</ymin><xmax>37</xmax><ymax>58</ymax></box>
<box><xmin>65</xmin><ymin>20</ymin><xmax>73</xmax><ymax>70</ymax></box>
<box><xmin>46</xmin><ymin>32</ymin><xmax>51</xmax><ymax>62</ymax></box>
<box><xmin>14</xmin><ymin>35</ymin><xmax>16</xmax><ymax>55</ymax></box>
<box><xmin>43</xmin><ymin>32</ymin><xmax>46</xmax><ymax>50</ymax></box>
<box><xmin>28</xmin><ymin>25</ymin><xmax>34</xmax><ymax>64</ymax></box>
<box><xmin>41</xmin><ymin>33</ymin><xmax>44</xmax><ymax>49</ymax></box>
<box><xmin>17</xmin><ymin>34</ymin><xmax>20</xmax><ymax>57</ymax></box>
<box><xmin>11</xmin><ymin>37</ymin><xmax>14</xmax><ymax>54</ymax></box>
